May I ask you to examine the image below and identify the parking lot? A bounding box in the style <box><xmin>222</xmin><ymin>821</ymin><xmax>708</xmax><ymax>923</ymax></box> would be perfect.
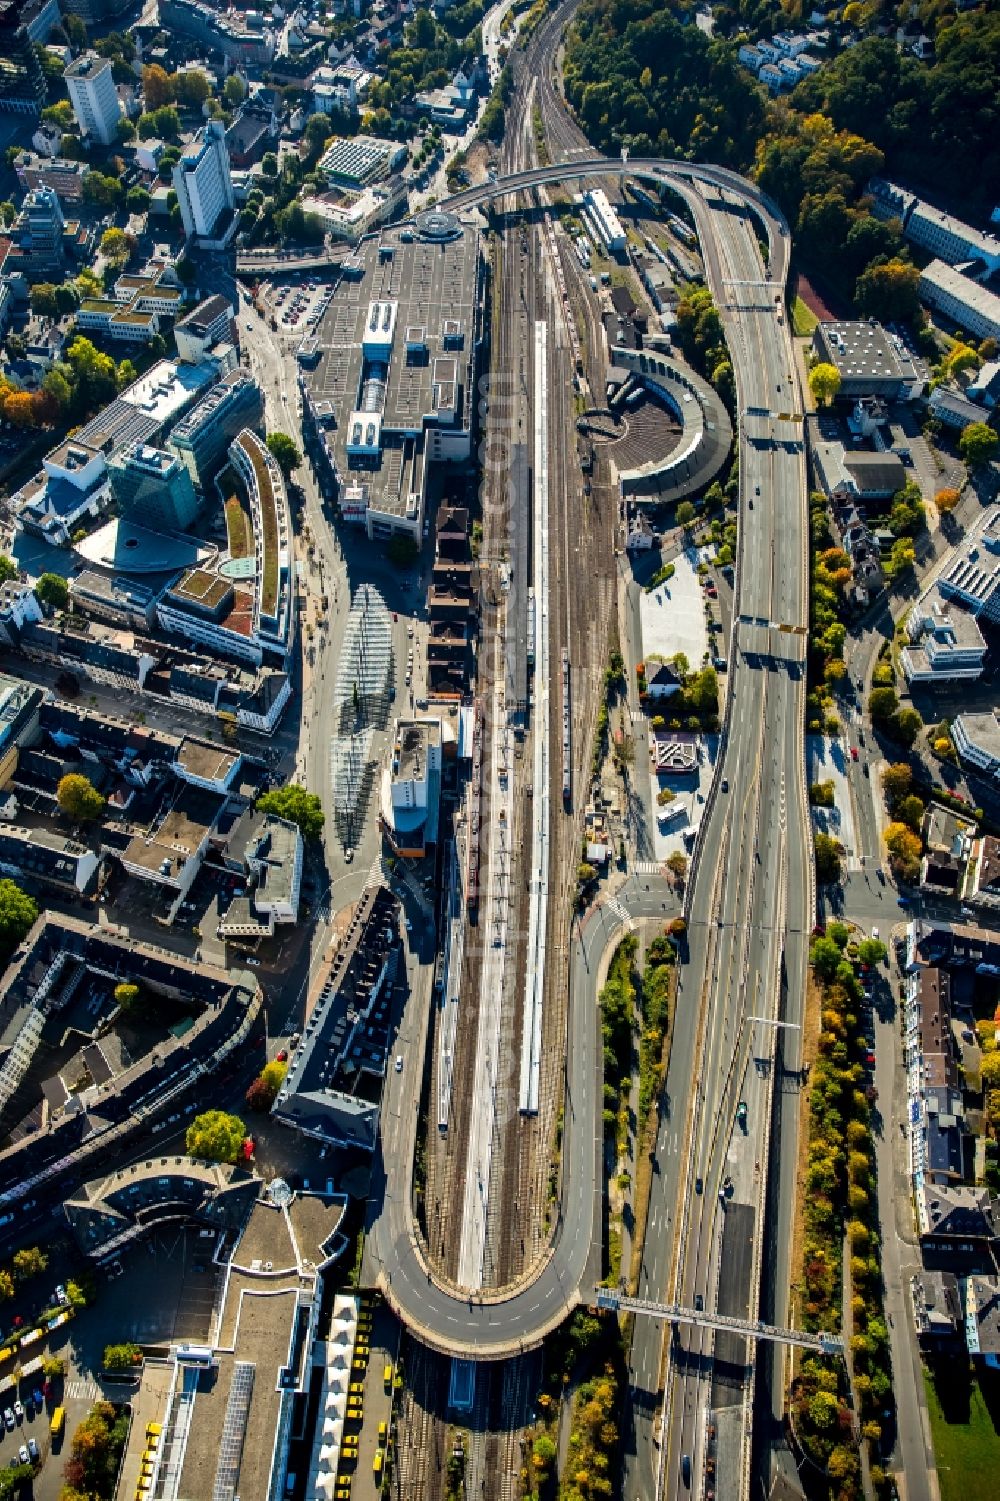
<box><xmin>266</xmin><ymin>277</ymin><xmax>335</xmax><ymax>335</ymax></box>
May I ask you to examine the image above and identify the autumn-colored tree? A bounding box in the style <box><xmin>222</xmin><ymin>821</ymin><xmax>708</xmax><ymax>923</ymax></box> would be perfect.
<box><xmin>934</xmin><ymin>487</ymin><xmax>960</xmax><ymax>514</ymax></box>
<box><xmin>809</xmin><ymin>361</ymin><xmax>842</xmax><ymax>407</ymax></box>
<box><xmin>885</xmin><ymin>821</ymin><xmax>922</xmax><ymax>882</ymax></box>
<box><xmin>3</xmin><ymin>390</ymin><xmax>38</xmax><ymax>429</ymax></box>
<box><xmin>100</xmin><ymin>227</ymin><xmax>130</xmax><ymax>264</ymax></box>
<box><xmin>12</xmin><ymin>1245</ymin><xmax>47</xmax><ymax>1281</ymax></box>
<box><xmin>57</xmin><ymin>772</ymin><xmax>106</xmax><ymax>822</ymax></box>
<box><xmin>0</xmin><ymin>1269</ymin><xmax>13</xmax><ymax>1300</ymax></box>
<box><xmin>142</xmin><ymin>64</ymin><xmax>173</xmax><ymax>109</ymax></box>
<box><xmin>981</xmin><ymin>1050</ymin><xmax>1000</xmax><ymax>1087</ymax></box>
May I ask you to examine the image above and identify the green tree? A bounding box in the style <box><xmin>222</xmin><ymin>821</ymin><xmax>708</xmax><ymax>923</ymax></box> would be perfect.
<box><xmin>0</xmin><ymin>1270</ymin><xmax>13</xmax><ymax>1301</ymax></box>
<box><xmin>64</xmin><ymin>12</ymin><xmax>87</xmax><ymax>46</ymax></box>
<box><xmin>186</xmin><ymin>1110</ymin><xmax>246</xmax><ymax>1164</ymax></box>
<box><xmin>959</xmin><ymin>421</ymin><xmax>998</xmax><ymax>467</ymax></box>
<box><xmin>857</xmin><ymin>938</ymin><xmax>886</xmax><ymax>967</ymax></box>
<box><xmin>676</xmin><ymin>500</ymin><xmax>696</xmax><ymax>528</ymax></box>
<box><xmin>814</xmin><ymin>832</ymin><xmax>843</xmax><ymax>885</ymax></box>
<box><xmin>868</xmin><ymin>686</ymin><xmax>899</xmax><ymax>724</ymax></box>
<box><xmin>256</xmin><ymin>785</ymin><xmax>325</xmax><ymax>840</ymax></box>
<box><xmin>42</xmin><ymin>366</ymin><xmax>73</xmax><ymax>411</ymax></box>
<box><xmin>0</xmin><ymin>879</ymin><xmax>38</xmax><ymax>959</ymax></box>
<box><xmin>56</xmin><ymin>772</ymin><xmax>106</xmax><ymax>823</ymax></box>
<box><xmin>41</xmin><ymin>98</ymin><xmax>74</xmax><ymax>130</ymax></box>
<box><xmin>895</xmin><ymin>793</ymin><xmax>925</xmax><ymax>832</ymax></box>
<box><xmin>881</xmin><ymin>761</ymin><xmax>912</xmax><ymax>807</ymax></box>
<box><xmin>811</xmin><ymin>935</ymin><xmax>844</xmax><ymax>981</ymax></box>
<box><xmin>30</xmin><ymin>283</ymin><xmax>58</xmax><ymax>318</ymax></box>
<box><xmin>261</xmin><ymin>151</ymin><xmax>279</xmax><ymax>177</ymax></box>
<box><xmin>894</xmin><ymin>707</ymin><xmax>923</xmax><ymax>746</ymax></box>
<box><xmin>102</xmin><ymin>1342</ymin><xmax>141</xmax><ymax>1371</ymax></box>
<box><xmin>81</xmin><ymin>171</ymin><xmax>123</xmax><ymax>210</ymax></box>
<box><xmin>172</xmin><ymin>70</ymin><xmax>210</xmax><ymax>110</ymax></box>
<box><xmin>66</xmin><ymin>336</ymin><xmax>118</xmax><ymax>409</ymax></box>
<box><xmin>35</xmin><ymin>572</ymin><xmax>68</xmax><ymax>610</ymax></box>
<box><xmin>41</xmin><ymin>1353</ymin><xmax>65</xmax><ymax>1378</ymax></box>
<box><xmin>266</xmin><ymin>431</ymin><xmax>302</xmax><ymax>477</ymax></box>
<box><xmin>126</xmin><ymin>185</ymin><xmax>151</xmax><ymax>213</ymax></box>
<box><xmin>854</xmin><ymin>258</ymin><xmax>921</xmax><ymax>323</ymax></box>
<box><xmin>223</xmin><ymin>74</ymin><xmax>246</xmax><ymax>109</ymax></box>
<box><xmin>0</xmin><ymin>556</ymin><xmax>16</xmax><ymax>585</ymax></box>
<box><xmin>809</xmin><ymin>361</ymin><xmax>842</xmax><ymax>407</ymax></box>
<box><xmin>54</xmin><ymin>283</ymin><xmax>80</xmax><ymax>316</ymax></box>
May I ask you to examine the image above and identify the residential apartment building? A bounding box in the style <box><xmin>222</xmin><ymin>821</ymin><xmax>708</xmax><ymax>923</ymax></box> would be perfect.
<box><xmin>0</xmin><ymin>0</ymin><xmax>47</xmax><ymax>115</ymax></box>
<box><xmin>172</xmin><ymin>121</ymin><xmax>236</xmax><ymax>244</ymax></box>
<box><xmin>174</xmin><ymin>295</ymin><xmax>234</xmax><ymax>364</ymax></box>
<box><xmin>64</xmin><ymin>53</ymin><xmax>122</xmax><ymax>146</ymax></box>
<box><xmin>13</xmin><ymin>152</ymin><xmax>87</xmax><ymax>200</ymax></box>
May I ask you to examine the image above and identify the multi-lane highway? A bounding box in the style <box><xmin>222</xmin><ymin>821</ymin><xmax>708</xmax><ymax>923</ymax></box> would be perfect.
<box><xmin>623</xmin><ymin>180</ymin><xmax>812</xmax><ymax>1501</ymax></box>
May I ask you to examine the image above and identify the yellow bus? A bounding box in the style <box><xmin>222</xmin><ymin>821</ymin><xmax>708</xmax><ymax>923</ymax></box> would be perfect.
<box><xmin>50</xmin><ymin>1406</ymin><xmax>65</xmax><ymax>1438</ymax></box>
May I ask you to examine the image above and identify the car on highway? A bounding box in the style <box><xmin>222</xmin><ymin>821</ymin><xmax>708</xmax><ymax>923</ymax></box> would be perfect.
<box><xmin>721</xmin><ymin>778</ymin><xmax>728</xmax><ymax>793</ymax></box>
<box><xmin>681</xmin><ymin>1454</ymin><xmax>691</xmax><ymax>1487</ymax></box>
<box><xmin>694</xmin><ymin>1294</ymin><xmax>704</xmax><ymax>1311</ymax></box>
<box><xmin>276</xmin><ymin>1049</ymin><xmax>288</xmax><ymax>1062</ymax></box>
<box><xmin>395</xmin><ymin>1055</ymin><xmax>403</xmax><ymax>1072</ymax></box>
<box><xmin>851</xmin><ymin>746</ymin><xmax>859</xmax><ymax>761</ymax></box>
<box><xmin>694</xmin><ymin>1177</ymin><xmax>703</xmax><ymax>1195</ymax></box>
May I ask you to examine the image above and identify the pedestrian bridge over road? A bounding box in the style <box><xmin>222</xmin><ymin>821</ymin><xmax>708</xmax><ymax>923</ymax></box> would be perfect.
<box><xmin>595</xmin><ymin>1289</ymin><xmax>844</xmax><ymax>1357</ymax></box>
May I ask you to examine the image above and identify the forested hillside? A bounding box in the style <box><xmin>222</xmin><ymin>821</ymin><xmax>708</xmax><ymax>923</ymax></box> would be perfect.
<box><xmin>562</xmin><ymin>2</ymin><xmax>1000</xmax><ymax>314</ymax></box>
<box><xmin>562</xmin><ymin>1</ymin><xmax>766</xmax><ymax>166</ymax></box>
<box><xmin>792</xmin><ymin>18</ymin><xmax>1000</xmax><ymax>211</ymax></box>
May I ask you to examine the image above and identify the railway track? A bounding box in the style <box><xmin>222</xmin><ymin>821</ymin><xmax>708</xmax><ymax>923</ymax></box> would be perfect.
<box><xmin>392</xmin><ymin>1339</ymin><xmax>448</xmax><ymax>1501</ymax></box>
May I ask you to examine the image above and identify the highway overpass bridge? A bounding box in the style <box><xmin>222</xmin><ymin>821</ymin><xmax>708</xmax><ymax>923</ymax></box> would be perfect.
<box><xmin>433</xmin><ymin>154</ymin><xmax>790</xmax><ymax>281</ymax></box>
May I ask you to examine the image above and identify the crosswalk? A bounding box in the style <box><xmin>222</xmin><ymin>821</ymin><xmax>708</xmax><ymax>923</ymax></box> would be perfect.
<box><xmin>606</xmin><ymin>897</ymin><xmax>631</xmax><ymax>926</ymax></box>
<box><xmin>633</xmin><ymin>861</ymin><xmax>662</xmax><ymax>876</ymax></box>
<box><xmin>65</xmin><ymin>1379</ymin><xmax>101</xmax><ymax>1402</ymax></box>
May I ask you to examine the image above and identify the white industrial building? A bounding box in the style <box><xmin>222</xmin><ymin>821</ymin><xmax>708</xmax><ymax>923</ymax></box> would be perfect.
<box><xmin>870</xmin><ymin>178</ymin><xmax>1000</xmax><ymax>275</ymax></box>
<box><xmin>918</xmin><ymin>260</ymin><xmax>1000</xmax><ymax>342</ymax></box>
<box><xmin>579</xmin><ymin>188</ymin><xmax>626</xmax><ymax>254</ymax></box>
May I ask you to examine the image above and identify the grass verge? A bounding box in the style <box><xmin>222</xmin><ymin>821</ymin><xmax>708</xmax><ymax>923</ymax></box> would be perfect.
<box><xmin>792</xmin><ymin>295</ymin><xmax>819</xmax><ymax>336</ymax></box>
<box><xmin>924</xmin><ymin>1364</ymin><xmax>1000</xmax><ymax>1501</ymax></box>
